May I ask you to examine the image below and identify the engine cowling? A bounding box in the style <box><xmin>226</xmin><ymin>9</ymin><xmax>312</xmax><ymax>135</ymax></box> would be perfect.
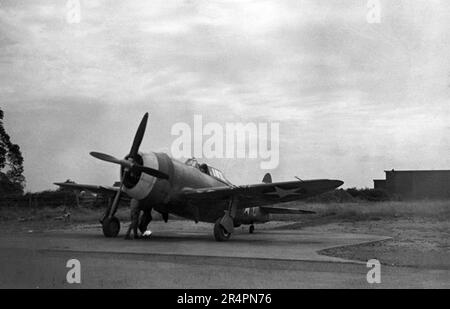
<box><xmin>121</xmin><ymin>152</ymin><xmax>159</xmax><ymax>200</ymax></box>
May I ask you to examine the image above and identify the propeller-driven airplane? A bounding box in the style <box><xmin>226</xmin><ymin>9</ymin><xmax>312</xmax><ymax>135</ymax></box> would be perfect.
<box><xmin>55</xmin><ymin>113</ymin><xmax>343</xmax><ymax>241</ymax></box>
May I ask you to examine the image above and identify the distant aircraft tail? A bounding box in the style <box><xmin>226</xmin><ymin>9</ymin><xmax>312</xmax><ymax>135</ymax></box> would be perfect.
<box><xmin>262</xmin><ymin>173</ymin><xmax>272</xmax><ymax>183</ymax></box>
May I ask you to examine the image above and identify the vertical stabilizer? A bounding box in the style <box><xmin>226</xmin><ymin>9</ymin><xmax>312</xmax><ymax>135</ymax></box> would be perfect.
<box><xmin>262</xmin><ymin>173</ymin><xmax>272</xmax><ymax>183</ymax></box>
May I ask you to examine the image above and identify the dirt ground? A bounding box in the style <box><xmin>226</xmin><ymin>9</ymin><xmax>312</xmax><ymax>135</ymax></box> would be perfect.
<box><xmin>286</xmin><ymin>218</ymin><xmax>449</xmax><ymax>270</ymax></box>
<box><xmin>276</xmin><ymin>200</ymin><xmax>450</xmax><ymax>270</ymax></box>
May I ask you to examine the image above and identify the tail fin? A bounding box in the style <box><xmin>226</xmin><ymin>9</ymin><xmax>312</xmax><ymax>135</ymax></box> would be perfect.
<box><xmin>262</xmin><ymin>173</ymin><xmax>272</xmax><ymax>183</ymax></box>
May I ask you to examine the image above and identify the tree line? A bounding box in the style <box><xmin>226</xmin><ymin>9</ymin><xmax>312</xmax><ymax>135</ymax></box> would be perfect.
<box><xmin>0</xmin><ymin>108</ymin><xmax>25</xmax><ymax>196</ymax></box>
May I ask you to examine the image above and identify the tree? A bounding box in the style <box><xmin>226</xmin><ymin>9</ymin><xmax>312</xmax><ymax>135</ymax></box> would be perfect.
<box><xmin>0</xmin><ymin>108</ymin><xmax>25</xmax><ymax>195</ymax></box>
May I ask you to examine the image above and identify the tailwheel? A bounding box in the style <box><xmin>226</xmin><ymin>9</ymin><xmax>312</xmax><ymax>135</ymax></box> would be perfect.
<box><xmin>249</xmin><ymin>224</ymin><xmax>255</xmax><ymax>234</ymax></box>
<box><xmin>102</xmin><ymin>217</ymin><xmax>121</xmax><ymax>237</ymax></box>
<box><xmin>213</xmin><ymin>218</ymin><xmax>231</xmax><ymax>241</ymax></box>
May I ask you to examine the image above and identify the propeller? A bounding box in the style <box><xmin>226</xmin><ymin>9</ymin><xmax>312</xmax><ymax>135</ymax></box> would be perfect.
<box><xmin>91</xmin><ymin>113</ymin><xmax>169</xmax><ymax>223</ymax></box>
<box><xmin>90</xmin><ymin>151</ymin><xmax>169</xmax><ymax>179</ymax></box>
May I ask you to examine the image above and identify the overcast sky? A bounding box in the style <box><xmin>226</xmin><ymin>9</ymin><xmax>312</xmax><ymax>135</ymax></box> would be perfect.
<box><xmin>1</xmin><ymin>0</ymin><xmax>450</xmax><ymax>192</ymax></box>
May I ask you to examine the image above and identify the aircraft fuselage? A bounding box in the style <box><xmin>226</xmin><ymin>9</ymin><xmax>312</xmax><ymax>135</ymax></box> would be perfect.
<box><xmin>121</xmin><ymin>152</ymin><xmax>269</xmax><ymax>225</ymax></box>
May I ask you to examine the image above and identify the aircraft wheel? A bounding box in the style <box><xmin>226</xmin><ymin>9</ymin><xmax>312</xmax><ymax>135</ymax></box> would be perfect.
<box><xmin>214</xmin><ymin>218</ymin><xmax>231</xmax><ymax>241</ymax></box>
<box><xmin>102</xmin><ymin>217</ymin><xmax>120</xmax><ymax>238</ymax></box>
<box><xmin>249</xmin><ymin>225</ymin><xmax>255</xmax><ymax>234</ymax></box>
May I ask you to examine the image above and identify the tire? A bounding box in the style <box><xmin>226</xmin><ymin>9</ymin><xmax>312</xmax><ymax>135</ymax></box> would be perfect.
<box><xmin>102</xmin><ymin>217</ymin><xmax>120</xmax><ymax>238</ymax></box>
<box><xmin>249</xmin><ymin>225</ymin><xmax>255</xmax><ymax>234</ymax></box>
<box><xmin>214</xmin><ymin>218</ymin><xmax>231</xmax><ymax>241</ymax></box>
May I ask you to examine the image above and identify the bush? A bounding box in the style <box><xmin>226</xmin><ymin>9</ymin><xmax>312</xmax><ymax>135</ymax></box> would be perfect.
<box><xmin>0</xmin><ymin>190</ymin><xmax>78</xmax><ymax>208</ymax></box>
<box><xmin>306</xmin><ymin>189</ymin><xmax>357</xmax><ymax>203</ymax></box>
<box><xmin>304</xmin><ymin>188</ymin><xmax>393</xmax><ymax>203</ymax></box>
<box><xmin>346</xmin><ymin>188</ymin><xmax>391</xmax><ymax>202</ymax></box>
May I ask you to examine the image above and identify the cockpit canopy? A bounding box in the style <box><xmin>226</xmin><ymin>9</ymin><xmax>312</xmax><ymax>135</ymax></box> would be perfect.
<box><xmin>185</xmin><ymin>158</ymin><xmax>200</xmax><ymax>168</ymax></box>
<box><xmin>184</xmin><ymin>158</ymin><xmax>231</xmax><ymax>184</ymax></box>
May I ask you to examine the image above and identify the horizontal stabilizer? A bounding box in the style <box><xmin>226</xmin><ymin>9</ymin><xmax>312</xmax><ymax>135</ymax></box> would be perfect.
<box><xmin>260</xmin><ymin>206</ymin><xmax>315</xmax><ymax>215</ymax></box>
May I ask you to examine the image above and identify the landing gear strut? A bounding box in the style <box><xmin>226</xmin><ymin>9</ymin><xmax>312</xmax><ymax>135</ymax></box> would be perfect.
<box><xmin>100</xmin><ymin>175</ymin><xmax>123</xmax><ymax>238</ymax></box>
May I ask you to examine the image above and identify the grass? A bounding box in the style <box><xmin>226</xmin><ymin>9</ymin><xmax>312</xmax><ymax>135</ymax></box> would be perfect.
<box><xmin>0</xmin><ymin>200</ymin><xmax>448</xmax><ymax>234</ymax></box>
<box><xmin>271</xmin><ymin>200</ymin><xmax>450</xmax><ymax>223</ymax></box>
<box><xmin>0</xmin><ymin>204</ymin><xmax>177</xmax><ymax>233</ymax></box>
<box><xmin>1</xmin><ymin>205</ymin><xmax>106</xmax><ymax>222</ymax></box>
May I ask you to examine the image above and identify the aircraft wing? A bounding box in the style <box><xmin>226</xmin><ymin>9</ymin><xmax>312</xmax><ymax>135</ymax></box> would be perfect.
<box><xmin>54</xmin><ymin>182</ymin><xmax>120</xmax><ymax>196</ymax></box>
<box><xmin>179</xmin><ymin>179</ymin><xmax>343</xmax><ymax>209</ymax></box>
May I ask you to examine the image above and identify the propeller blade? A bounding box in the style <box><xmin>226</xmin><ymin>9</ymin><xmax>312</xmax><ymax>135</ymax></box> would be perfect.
<box><xmin>90</xmin><ymin>152</ymin><xmax>121</xmax><ymax>164</ymax></box>
<box><xmin>90</xmin><ymin>152</ymin><xmax>133</xmax><ymax>169</ymax></box>
<box><xmin>91</xmin><ymin>151</ymin><xmax>168</xmax><ymax>179</ymax></box>
<box><xmin>129</xmin><ymin>112</ymin><xmax>149</xmax><ymax>159</ymax></box>
<box><xmin>132</xmin><ymin>165</ymin><xmax>169</xmax><ymax>180</ymax></box>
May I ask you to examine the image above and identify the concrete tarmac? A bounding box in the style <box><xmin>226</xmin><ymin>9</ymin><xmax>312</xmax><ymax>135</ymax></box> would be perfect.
<box><xmin>0</xmin><ymin>221</ymin><xmax>448</xmax><ymax>288</ymax></box>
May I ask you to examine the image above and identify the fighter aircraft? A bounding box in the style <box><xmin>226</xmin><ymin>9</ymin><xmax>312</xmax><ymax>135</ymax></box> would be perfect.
<box><xmin>55</xmin><ymin>113</ymin><xmax>343</xmax><ymax>241</ymax></box>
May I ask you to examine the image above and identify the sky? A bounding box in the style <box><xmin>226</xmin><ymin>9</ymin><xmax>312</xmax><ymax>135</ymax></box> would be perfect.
<box><xmin>1</xmin><ymin>0</ymin><xmax>449</xmax><ymax>192</ymax></box>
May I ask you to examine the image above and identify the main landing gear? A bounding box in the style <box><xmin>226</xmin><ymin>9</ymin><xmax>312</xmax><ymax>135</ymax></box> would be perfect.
<box><xmin>213</xmin><ymin>197</ymin><xmax>238</xmax><ymax>242</ymax></box>
<box><xmin>100</xmin><ymin>195</ymin><xmax>123</xmax><ymax>238</ymax></box>
<box><xmin>102</xmin><ymin>217</ymin><xmax>121</xmax><ymax>237</ymax></box>
<box><xmin>214</xmin><ymin>218</ymin><xmax>231</xmax><ymax>241</ymax></box>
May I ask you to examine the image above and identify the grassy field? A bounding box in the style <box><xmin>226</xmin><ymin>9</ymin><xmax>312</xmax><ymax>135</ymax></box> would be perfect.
<box><xmin>273</xmin><ymin>199</ymin><xmax>450</xmax><ymax>221</ymax></box>
<box><xmin>0</xmin><ymin>204</ymin><xmax>175</xmax><ymax>233</ymax></box>
<box><xmin>1</xmin><ymin>200</ymin><xmax>449</xmax><ymax>226</ymax></box>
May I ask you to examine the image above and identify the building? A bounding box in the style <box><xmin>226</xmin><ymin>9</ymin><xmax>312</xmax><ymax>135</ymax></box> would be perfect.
<box><xmin>374</xmin><ymin>170</ymin><xmax>450</xmax><ymax>199</ymax></box>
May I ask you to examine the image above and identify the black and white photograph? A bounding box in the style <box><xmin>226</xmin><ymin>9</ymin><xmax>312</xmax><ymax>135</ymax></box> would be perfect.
<box><xmin>0</xmin><ymin>0</ymin><xmax>449</xmax><ymax>293</ymax></box>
